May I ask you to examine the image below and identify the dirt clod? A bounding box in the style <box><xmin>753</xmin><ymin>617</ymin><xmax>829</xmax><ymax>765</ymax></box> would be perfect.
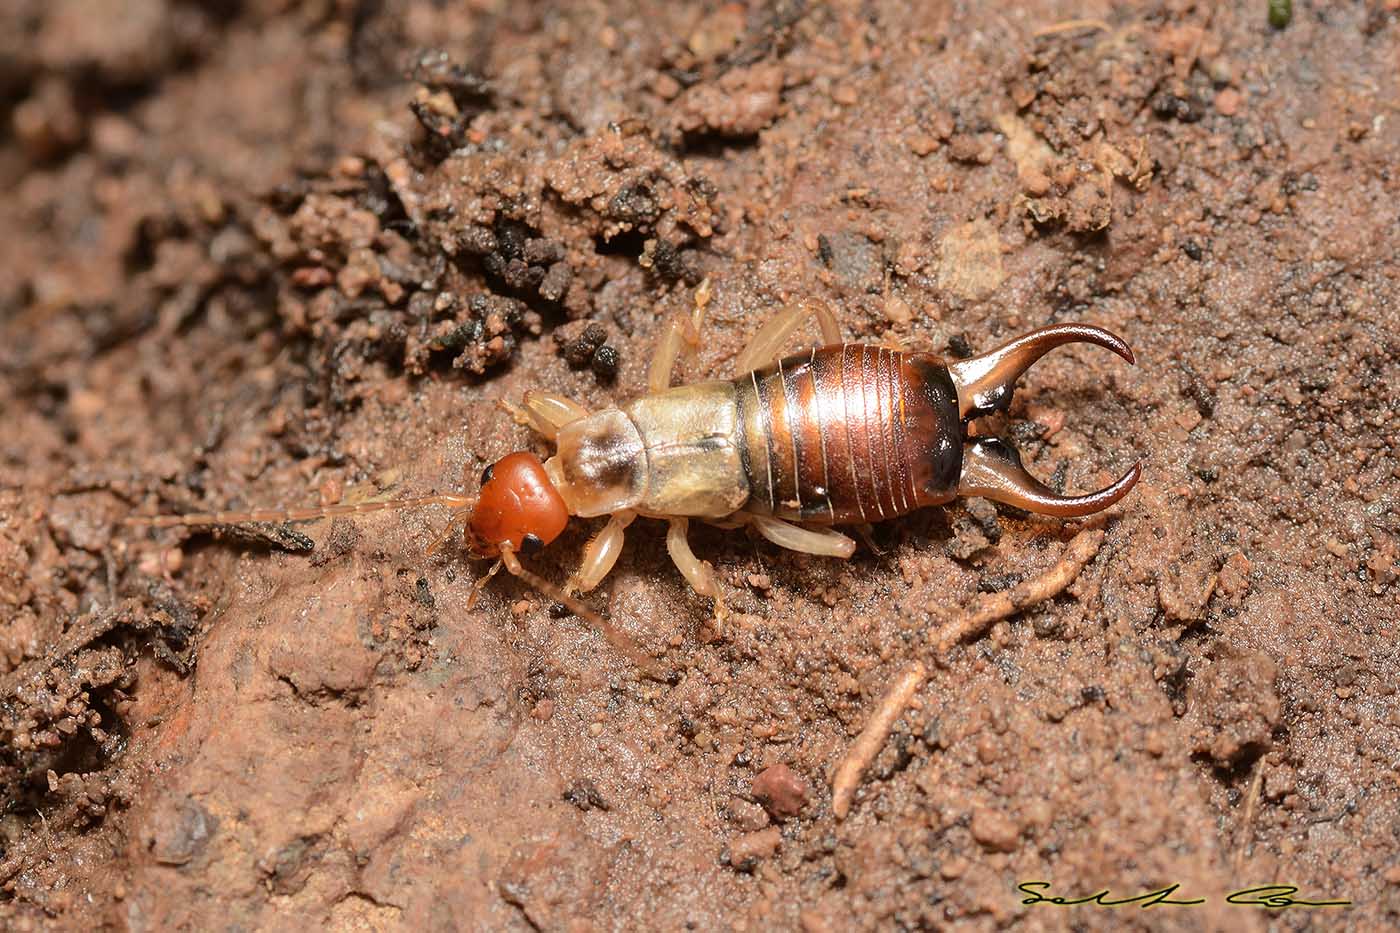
<box><xmin>937</xmin><ymin>220</ymin><xmax>1005</xmax><ymax>300</ymax></box>
<box><xmin>146</xmin><ymin>794</ymin><xmax>214</xmax><ymax>867</ymax></box>
<box><xmin>752</xmin><ymin>763</ymin><xmax>809</xmax><ymax>820</ymax></box>
<box><xmin>559</xmin><ymin>322</ymin><xmax>608</xmax><ymax>368</ymax></box>
<box><xmin>562</xmin><ymin>778</ymin><xmax>609</xmax><ymax>812</ymax></box>
<box><xmin>675</xmin><ymin>64</ymin><xmax>784</xmax><ymax>138</ymax></box>
<box><xmin>727</xmin><ymin>826</ymin><xmax>782</xmax><ymax>871</ymax></box>
<box><xmin>1188</xmin><ymin>649</ymin><xmax>1282</xmax><ymax>767</ymax></box>
<box><xmin>969</xmin><ymin>807</ymin><xmax>1021</xmax><ymax>853</ymax></box>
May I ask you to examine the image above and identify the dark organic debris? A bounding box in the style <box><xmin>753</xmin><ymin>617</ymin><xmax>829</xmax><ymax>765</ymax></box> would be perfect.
<box><xmin>563</xmin><ymin>778</ymin><xmax>609</xmax><ymax>812</ymax></box>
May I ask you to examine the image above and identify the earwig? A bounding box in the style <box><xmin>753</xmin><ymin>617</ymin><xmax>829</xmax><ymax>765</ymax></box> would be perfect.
<box><xmin>127</xmin><ymin>284</ymin><xmax>1140</xmax><ymax>678</ymax></box>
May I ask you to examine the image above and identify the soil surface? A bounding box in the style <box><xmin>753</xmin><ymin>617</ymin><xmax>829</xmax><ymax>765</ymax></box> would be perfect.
<box><xmin>3</xmin><ymin>1</ymin><xmax>1399</xmax><ymax>930</ymax></box>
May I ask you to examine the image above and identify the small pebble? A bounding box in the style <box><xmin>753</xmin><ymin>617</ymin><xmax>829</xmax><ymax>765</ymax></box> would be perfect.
<box><xmin>653</xmin><ymin>73</ymin><xmax>681</xmax><ymax>100</ymax></box>
<box><xmin>728</xmin><ymin>798</ymin><xmax>770</xmax><ymax>832</ymax></box>
<box><xmin>1175</xmin><ymin>408</ymin><xmax>1203</xmax><ymax>432</ymax></box>
<box><xmin>727</xmin><ymin>826</ymin><xmax>782</xmax><ymax>869</ymax></box>
<box><xmin>970</xmin><ymin>807</ymin><xmax>1020</xmax><ymax>852</ymax></box>
<box><xmin>1028</xmin><ymin>405</ymin><xmax>1066</xmax><ymax>439</ymax></box>
<box><xmin>883</xmin><ymin>294</ymin><xmax>913</xmax><ymax>327</ymax></box>
<box><xmin>1215</xmin><ymin>88</ymin><xmax>1242</xmax><ymax>117</ymax></box>
<box><xmin>940</xmin><ymin>856</ymin><xmax>967</xmax><ymax>880</ymax></box>
<box><xmin>1020</xmin><ymin>166</ymin><xmax>1052</xmax><ymax>196</ymax></box>
<box><xmin>908</xmin><ymin>133</ymin><xmax>939</xmax><ymax>156</ymax></box>
<box><xmin>752</xmin><ymin>764</ymin><xmax>810</xmax><ymax>819</ymax></box>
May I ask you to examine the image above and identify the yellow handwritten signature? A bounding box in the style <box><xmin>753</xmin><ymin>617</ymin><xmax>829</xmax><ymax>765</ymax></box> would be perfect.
<box><xmin>1018</xmin><ymin>882</ymin><xmax>1351</xmax><ymax>910</ymax></box>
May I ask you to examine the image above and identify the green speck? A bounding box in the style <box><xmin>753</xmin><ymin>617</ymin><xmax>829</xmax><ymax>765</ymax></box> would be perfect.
<box><xmin>1268</xmin><ymin>0</ymin><xmax>1292</xmax><ymax>29</ymax></box>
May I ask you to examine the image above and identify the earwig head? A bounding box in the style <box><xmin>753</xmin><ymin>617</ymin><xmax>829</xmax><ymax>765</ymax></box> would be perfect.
<box><xmin>947</xmin><ymin>323</ymin><xmax>1141</xmax><ymax>518</ymax></box>
<box><xmin>467</xmin><ymin>451</ymin><xmax>570</xmax><ymax>557</ymax></box>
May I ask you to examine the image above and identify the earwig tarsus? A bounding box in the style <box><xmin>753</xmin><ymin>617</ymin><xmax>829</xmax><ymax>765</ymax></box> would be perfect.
<box><xmin>127</xmin><ymin>283</ymin><xmax>1141</xmax><ymax>678</ymax></box>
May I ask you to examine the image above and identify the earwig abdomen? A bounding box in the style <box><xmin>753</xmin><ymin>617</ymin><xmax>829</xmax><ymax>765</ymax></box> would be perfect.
<box><xmin>735</xmin><ymin>345</ymin><xmax>961</xmax><ymax>524</ymax></box>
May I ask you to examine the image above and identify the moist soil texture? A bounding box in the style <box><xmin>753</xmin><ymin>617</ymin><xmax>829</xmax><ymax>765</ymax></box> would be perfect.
<box><xmin>2</xmin><ymin>1</ymin><xmax>1399</xmax><ymax>930</ymax></box>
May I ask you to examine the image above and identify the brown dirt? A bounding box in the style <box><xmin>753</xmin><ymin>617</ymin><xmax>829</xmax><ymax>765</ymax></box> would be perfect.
<box><xmin>3</xmin><ymin>1</ymin><xmax>1399</xmax><ymax>929</ymax></box>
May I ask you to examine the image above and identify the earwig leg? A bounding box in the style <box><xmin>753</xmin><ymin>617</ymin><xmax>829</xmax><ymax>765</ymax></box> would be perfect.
<box><xmin>498</xmin><ymin>545</ymin><xmax>670</xmax><ymax>681</ymax></box>
<box><xmin>750</xmin><ymin>515</ymin><xmax>857</xmax><ymax>558</ymax></box>
<box><xmin>465</xmin><ymin>559</ymin><xmax>503</xmax><ymax>609</ymax></box>
<box><xmin>513</xmin><ymin>391</ymin><xmax>590</xmax><ymax>441</ymax></box>
<box><xmin>648</xmin><ymin>317</ymin><xmax>693</xmax><ymax>392</ymax></box>
<box><xmin>567</xmin><ymin>510</ymin><xmax>636</xmax><ymax>594</ymax></box>
<box><xmin>499</xmin><ymin>398</ymin><xmax>531</xmax><ymax>426</ymax></box>
<box><xmin>666</xmin><ymin>518</ymin><xmax>727</xmax><ymax>624</ymax></box>
<box><xmin>733</xmin><ymin>298</ymin><xmax>842</xmax><ymax>374</ymax></box>
<box><xmin>958</xmin><ymin>438</ymin><xmax>1141</xmax><ymax>518</ymax></box>
<box><xmin>648</xmin><ymin>278</ymin><xmax>712</xmax><ymax>392</ymax></box>
<box><xmin>855</xmin><ymin>523</ymin><xmax>884</xmax><ymax>555</ymax></box>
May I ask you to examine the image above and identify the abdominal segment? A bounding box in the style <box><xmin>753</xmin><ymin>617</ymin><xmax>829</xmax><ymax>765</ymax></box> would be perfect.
<box><xmin>622</xmin><ymin>382</ymin><xmax>751</xmax><ymax>519</ymax></box>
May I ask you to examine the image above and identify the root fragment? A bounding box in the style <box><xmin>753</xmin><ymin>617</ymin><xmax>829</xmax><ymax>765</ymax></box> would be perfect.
<box><xmin>1233</xmin><ymin>758</ymin><xmax>1266</xmax><ymax>874</ymax></box>
<box><xmin>831</xmin><ymin>661</ymin><xmax>926</xmax><ymax>820</ymax></box>
<box><xmin>932</xmin><ymin>527</ymin><xmax>1105</xmax><ymax>655</ymax></box>
<box><xmin>1032</xmin><ymin>18</ymin><xmax>1110</xmax><ymax>38</ymax></box>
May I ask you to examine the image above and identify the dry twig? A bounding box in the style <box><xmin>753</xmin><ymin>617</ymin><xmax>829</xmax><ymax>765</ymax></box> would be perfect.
<box><xmin>932</xmin><ymin>527</ymin><xmax>1105</xmax><ymax>655</ymax></box>
<box><xmin>831</xmin><ymin>661</ymin><xmax>926</xmax><ymax>820</ymax></box>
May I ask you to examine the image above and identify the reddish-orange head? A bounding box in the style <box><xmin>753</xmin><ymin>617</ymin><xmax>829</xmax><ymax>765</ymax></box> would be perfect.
<box><xmin>468</xmin><ymin>452</ymin><xmax>570</xmax><ymax>557</ymax></box>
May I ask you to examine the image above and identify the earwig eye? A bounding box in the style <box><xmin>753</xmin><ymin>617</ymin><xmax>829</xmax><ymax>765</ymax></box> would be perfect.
<box><xmin>521</xmin><ymin>533</ymin><xmax>544</xmax><ymax>554</ymax></box>
<box><xmin>480</xmin><ymin>463</ymin><xmax>495</xmax><ymax>486</ymax></box>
